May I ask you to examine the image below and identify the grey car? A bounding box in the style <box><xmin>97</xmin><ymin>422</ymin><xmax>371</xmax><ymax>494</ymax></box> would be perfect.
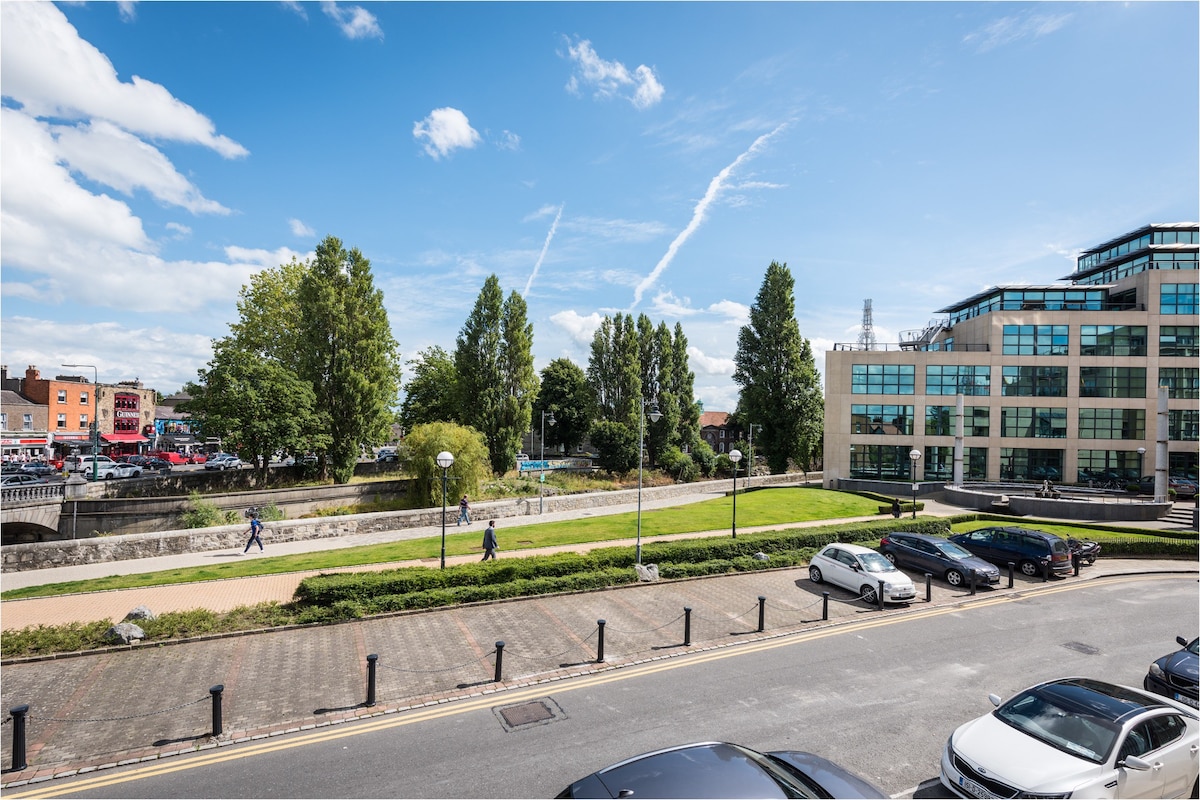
<box><xmin>878</xmin><ymin>531</ymin><xmax>1000</xmax><ymax>587</ymax></box>
<box><xmin>557</xmin><ymin>741</ymin><xmax>887</xmax><ymax>798</ymax></box>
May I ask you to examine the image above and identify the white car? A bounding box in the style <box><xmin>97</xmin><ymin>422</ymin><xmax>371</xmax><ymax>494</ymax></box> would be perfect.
<box><xmin>807</xmin><ymin>542</ymin><xmax>916</xmax><ymax>604</ymax></box>
<box><xmin>68</xmin><ymin>455</ymin><xmax>116</xmax><ymax>473</ymax></box>
<box><xmin>91</xmin><ymin>463</ymin><xmax>142</xmax><ymax>480</ymax></box>
<box><xmin>205</xmin><ymin>454</ymin><xmax>242</xmax><ymax>470</ymax></box>
<box><xmin>941</xmin><ymin>677</ymin><xmax>1200</xmax><ymax>799</ymax></box>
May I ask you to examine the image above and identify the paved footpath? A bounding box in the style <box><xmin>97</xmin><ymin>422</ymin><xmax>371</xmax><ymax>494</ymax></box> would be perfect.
<box><xmin>0</xmin><ymin>491</ymin><xmax>1195</xmax><ymax>790</ymax></box>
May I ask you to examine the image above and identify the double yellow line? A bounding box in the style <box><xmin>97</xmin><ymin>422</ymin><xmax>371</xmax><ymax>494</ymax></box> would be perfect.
<box><xmin>6</xmin><ymin>572</ymin><xmax>1187</xmax><ymax>798</ymax></box>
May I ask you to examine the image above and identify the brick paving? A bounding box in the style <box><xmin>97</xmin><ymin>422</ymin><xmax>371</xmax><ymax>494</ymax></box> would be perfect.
<box><xmin>1</xmin><ymin>492</ymin><xmax>1195</xmax><ymax>789</ymax></box>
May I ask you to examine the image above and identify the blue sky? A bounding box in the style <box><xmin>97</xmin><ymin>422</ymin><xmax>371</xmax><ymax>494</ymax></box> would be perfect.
<box><xmin>2</xmin><ymin>2</ymin><xmax>1197</xmax><ymax>413</ymax></box>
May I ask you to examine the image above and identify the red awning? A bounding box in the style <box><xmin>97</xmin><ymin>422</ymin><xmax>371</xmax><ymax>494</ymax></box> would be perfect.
<box><xmin>100</xmin><ymin>433</ymin><xmax>149</xmax><ymax>444</ymax></box>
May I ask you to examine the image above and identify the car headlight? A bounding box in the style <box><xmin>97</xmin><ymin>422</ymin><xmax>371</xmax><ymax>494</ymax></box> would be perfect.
<box><xmin>1149</xmin><ymin>663</ymin><xmax>1166</xmax><ymax>680</ymax></box>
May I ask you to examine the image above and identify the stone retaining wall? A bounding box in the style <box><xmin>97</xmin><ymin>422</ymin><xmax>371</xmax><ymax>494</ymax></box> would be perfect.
<box><xmin>2</xmin><ymin>472</ymin><xmax>813</xmax><ymax>572</ymax></box>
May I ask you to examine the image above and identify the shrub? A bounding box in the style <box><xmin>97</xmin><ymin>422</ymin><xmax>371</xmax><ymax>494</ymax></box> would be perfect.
<box><xmin>180</xmin><ymin>491</ymin><xmax>226</xmax><ymax>529</ymax></box>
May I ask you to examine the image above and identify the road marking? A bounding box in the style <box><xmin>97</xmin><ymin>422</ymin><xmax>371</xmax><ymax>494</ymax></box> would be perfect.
<box><xmin>6</xmin><ymin>572</ymin><xmax>1192</xmax><ymax>798</ymax></box>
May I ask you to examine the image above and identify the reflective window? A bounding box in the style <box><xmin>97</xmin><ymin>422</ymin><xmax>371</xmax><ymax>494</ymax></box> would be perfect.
<box><xmin>925</xmin><ymin>365</ymin><xmax>990</xmax><ymax>396</ymax></box>
<box><xmin>1003</xmin><ymin>325</ymin><xmax>1069</xmax><ymax>355</ymax></box>
<box><xmin>1078</xmin><ymin>450</ymin><xmax>1142</xmax><ymax>484</ymax></box>
<box><xmin>1080</xmin><ymin>367</ymin><xmax>1147</xmax><ymax>398</ymax></box>
<box><xmin>1169</xmin><ymin>409</ymin><xmax>1199</xmax><ymax>441</ymax></box>
<box><xmin>851</xmin><ymin>364</ymin><xmax>915</xmax><ymax>395</ymax></box>
<box><xmin>923</xmin><ymin>446</ymin><xmax>986</xmax><ymax>481</ymax></box>
<box><xmin>1159</xmin><ymin>326</ymin><xmax>1198</xmax><ymax>357</ymax></box>
<box><xmin>1078</xmin><ymin>408</ymin><xmax>1145</xmax><ymax>440</ymax></box>
<box><xmin>1000</xmin><ymin>448</ymin><xmax>1064</xmax><ymax>482</ymax></box>
<box><xmin>848</xmin><ymin>444</ymin><xmax>920</xmax><ymax>479</ymax></box>
<box><xmin>1002</xmin><ymin>366</ymin><xmax>1068</xmax><ymax>397</ymax></box>
<box><xmin>851</xmin><ymin>405</ymin><xmax>914</xmax><ymax>435</ymax></box>
<box><xmin>925</xmin><ymin>406</ymin><xmax>989</xmax><ymax>437</ymax></box>
<box><xmin>1159</xmin><ymin>368</ymin><xmax>1199</xmax><ymax>400</ymax></box>
<box><xmin>1162</xmin><ymin>283</ymin><xmax>1199</xmax><ymax>315</ymax></box>
<box><xmin>1080</xmin><ymin>325</ymin><xmax>1146</xmax><ymax>356</ymax></box>
<box><xmin>1001</xmin><ymin>407</ymin><xmax>1067</xmax><ymax>438</ymax></box>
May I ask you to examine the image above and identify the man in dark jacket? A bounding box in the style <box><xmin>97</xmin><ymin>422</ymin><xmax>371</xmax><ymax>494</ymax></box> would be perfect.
<box><xmin>481</xmin><ymin>520</ymin><xmax>498</xmax><ymax>561</ymax></box>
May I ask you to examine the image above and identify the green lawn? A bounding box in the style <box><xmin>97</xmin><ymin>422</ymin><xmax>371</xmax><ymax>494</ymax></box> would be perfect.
<box><xmin>1</xmin><ymin>487</ymin><xmax>882</xmax><ymax>599</ymax></box>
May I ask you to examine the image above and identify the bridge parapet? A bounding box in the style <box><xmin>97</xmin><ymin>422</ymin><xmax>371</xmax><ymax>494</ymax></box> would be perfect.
<box><xmin>1</xmin><ymin>483</ymin><xmax>65</xmax><ymax>506</ymax></box>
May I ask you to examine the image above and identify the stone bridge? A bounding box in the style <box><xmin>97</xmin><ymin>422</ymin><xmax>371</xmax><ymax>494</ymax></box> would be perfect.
<box><xmin>0</xmin><ymin>484</ymin><xmax>67</xmax><ymax>541</ymax></box>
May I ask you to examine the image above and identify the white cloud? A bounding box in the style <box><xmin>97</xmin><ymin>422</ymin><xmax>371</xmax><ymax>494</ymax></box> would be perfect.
<box><xmin>281</xmin><ymin>1</ymin><xmax>308</xmax><ymax>20</ymax></box>
<box><xmin>497</xmin><ymin>130</ymin><xmax>521</xmax><ymax>151</ymax></box>
<box><xmin>562</xmin><ymin>215</ymin><xmax>668</xmax><ymax>243</ymax></box>
<box><xmin>223</xmin><ymin>245</ymin><xmax>308</xmax><ymax>269</ymax></box>
<box><xmin>708</xmin><ymin>299</ymin><xmax>750</xmax><ymax>324</ymax></box>
<box><xmin>650</xmin><ymin>291</ymin><xmax>701</xmax><ymax>318</ymax></box>
<box><xmin>963</xmin><ymin>11</ymin><xmax>1072</xmax><ymax>53</ymax></box>
<box><xmin>320</xmin><ymin>1</ymin><xmax>383</xmax><ymax>40</ymax></box>
<box><xmin>687</xmin><ymin>345</ymin><xmax>734</xmax><ymax>376</ymax></box>
<box><xmin>549</xmin><ymin>309</ymin><xmax>604</xmax><ymax>347</ymax></box>
<box><xmin>0</xmin><ymin>2</ymin><xmax>248</xmax><ymax>159</ymax></box>
<box><xmin>563</xmin><ymin>38</ymin><xmax>665</xmax><ymax>110</ymax></box>
<box><xmin>165</xmin><ymin>222</ymin><xmax>192</xmax><ymax>239</ymax></box>
<box><xmin>413</xmin><ymin>107</ymin><xmax>481</xmax><ymax>160</ymax></box>
<box><xmin>117</xmin><ymin>2</ymin><xmax>137</xmax><ymax>22</ymax></box>
<box><xmin>289</xmin><ymin>218</ymin><xmax>316</xmax><ymax>238</ymax></box>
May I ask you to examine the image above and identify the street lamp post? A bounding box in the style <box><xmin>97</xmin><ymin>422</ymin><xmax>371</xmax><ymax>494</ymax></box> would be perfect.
<box><xmin>729</xmin><ymin>449</ymin><xmax>743</xmax><ymax>538</ymax></box>
<box><xmin>539</xmin><ymin>410</ymin><xmax>555</xmax><ymax>513</ymax></box>
<box><xmin>62</xmin><ymin>364</ymin><xmax>99</xmax><ymax>482</ymax></box>
<box><xmin>909</xmin><ymin>448</ymin><xmax>922</xmax><ymax>520</ymax></box>
<box><xmin>436</xmin><ymin>450</ymin><xmax>455</xmax><ymax>569</ymax></box>
<box><xmin>636</xmin><ymin>400</ymin><xmax>662</xmax><ymax>564</ymax></box>
<box><xmin>1136</xmin><ymin>446</ymin><xmax>1146</xmax><ymax>482</ymax></box>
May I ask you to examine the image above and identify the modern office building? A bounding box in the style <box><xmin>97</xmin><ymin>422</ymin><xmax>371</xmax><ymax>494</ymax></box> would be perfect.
<box><xmin>824</xmin><ymin>222</ymin><xmax>1199</xmax><ymax>488</ymax></box>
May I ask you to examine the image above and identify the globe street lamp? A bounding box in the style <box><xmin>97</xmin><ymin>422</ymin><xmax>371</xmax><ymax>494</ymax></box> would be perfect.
<box><xmin>1137</xmin><ymin>446</ymin><xmax>1146</xmax><ymax>483</ymax></box>
<box><xmin>62</xmin><ymin>364</ymin><xmax>99</xmax><ymax>482</ymax></box>
<box><xmin>636</xmin><ymin>400</ymin><xmax>662</xmax><ymax>564</ymax></box>
<box><xmin>436</xmin><ymin>450</ymin><xmax>455</xmax><ymax>569</ymax></box>
<box><xmin>909</xmin><ymin>448</ymin><xmax>922</xmax><ymax>520</ymax></box>
<box><xmin>539</xmin><ymin>410</ymin><xmax>555</xmax><ymax>513</ymax></box>
<box><xmin>729</xmin><ymin>449</ymin><xmax>743</xmax><ymax>538</ymax></box>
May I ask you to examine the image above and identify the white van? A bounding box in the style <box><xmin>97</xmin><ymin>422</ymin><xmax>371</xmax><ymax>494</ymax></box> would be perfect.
<box><xmin>67</xmin><ymin>455</ymin><xmax>116</xmax><ymax>473</ymax></box>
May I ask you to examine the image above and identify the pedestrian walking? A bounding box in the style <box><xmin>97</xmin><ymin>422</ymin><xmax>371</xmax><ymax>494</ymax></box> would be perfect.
<box><xmin>457</xmin><ymin>494</ymin><xmax>471</xmax><ymax>525</ymax></box>
<box><xmin>891</xmin><ymin>497</ymin><xmax>901</xmax><ymax>519</ymax></box>
<box><xmin>243</xmin><ymin>513</ymin><xmax>264</xmax><ymax>553</ymax></box>
<box><xmin>481</xmin><ymin>520</ymin><xmax>498</xmax><ymax>561</ymax></box>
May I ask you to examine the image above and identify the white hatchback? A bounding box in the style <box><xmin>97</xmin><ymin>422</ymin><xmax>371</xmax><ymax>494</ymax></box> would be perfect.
<box><xmin>808</xmin><ymin>542</ymin><xmax>916</xmax><ymax>604</ymax></box>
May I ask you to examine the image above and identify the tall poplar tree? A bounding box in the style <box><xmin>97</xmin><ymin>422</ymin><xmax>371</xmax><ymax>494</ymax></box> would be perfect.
<box><xmin>733</xmin><ymin>261</ymin><xmax>822</xmax><ymax>473</ymax></box>
<box><xmin>296</xmin><ymin>236</ymin><xmax>402</xmax><ymax>483</ymax></box>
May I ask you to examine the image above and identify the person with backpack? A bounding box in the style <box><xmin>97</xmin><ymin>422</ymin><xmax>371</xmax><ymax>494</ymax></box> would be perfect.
<box><xmin>243</xmin><ymin>512</ymin><xmax>265</xmax><ymax>553</ymax></box>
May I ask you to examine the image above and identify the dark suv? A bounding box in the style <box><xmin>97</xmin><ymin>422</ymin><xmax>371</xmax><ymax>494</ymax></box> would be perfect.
<box><xmin>948</xmin><ymin>526</ymin><xmax>1072</xmax><ymax>577</ymax></box>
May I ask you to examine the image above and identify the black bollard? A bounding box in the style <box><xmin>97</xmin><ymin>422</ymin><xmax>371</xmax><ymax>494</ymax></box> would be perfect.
<box><xmin>1008</xmin><ymin>562</ymin><xmax>1015</xmax><ymax>588</ymax></box>
<box><xmin>969</xmin><ymin>569</ymin><xmax>977</xmax><ymax>596</ymax></box>
<box><xmin>10</xmin><ymin>705</ymin><xmax>28</xmax><ymax>771</ymax></box>
<box><xmin>925</xmin><ymin>573</ymin><xmax>932</xmax><ymax>603</ymax></box>
<box><xmin>1042</xmin><ymin>560</ymin><xmax>1049</xmax><ymax>583</ymax></box>
<box><xmin>757</xmin><ymin>596</ymin><xmax>766</xmax><ymax>632</ymax></box>
<box><xmin>596</xmin><ymin>620</ymin><xmax>606</xmax><ymax>663</ymax></box>
<box><xmin>366</xmin><ymin>654</ymin><xmax>378</xmax><ymax>707</ymax></box>
<box><xmin>493</xmin><ymin>641</ymin><xmax>505</xmax><ymax>682</ymax></box>
<box><xmin>209</xmin><ymin>685</ymin><xmax>224</xmax><ymax>737</ymax></box>
<box><xmin>876</xmin><ymin>580</ymin><xmax>885</xmax><ymax>611</ymax></box>
<box><xmin>821</xmin><ymin>592</ymin><xmax>829</xmax><ymax>621</ymax></box>
<box><xmin>1072</xmin><ymin>553</ymin><xmax>1081</xmax><ymax>577</ymax></box>
<box><xmin>683</xmin><ymin>607</ymin><xmax>692</xmax><ymax>646</ymax></box>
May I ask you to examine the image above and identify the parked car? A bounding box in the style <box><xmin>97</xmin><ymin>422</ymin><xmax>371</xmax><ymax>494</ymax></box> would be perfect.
<box><xmin>149</xmin><ymin>450</ymin><xmax>189</xmax><ymax>465</ymax></box>
<box><xmin>556</xmin><ymin>741</ymin><xmax>887</xmax><ymax>799</ymax></box>
<box><xmin>187</xmin><ymin>453</ymin><xmax>208</xmax><ymax>464</ymax></box>
<box><xmin>117</xmin><ymin>454</ymin><xmax>149</xmax><ymax>466</ymax></box>
<box><xmin>142</xmin><ymin>457</ymin><xmax>173</xmax><ymax>472</ymax></box>
<box><xmin>66</xmin><ymin>455</ymin><xmax>117</xmax><ymax>473</ymax></box>
<box><xmin>88</xmin><ymin>462</ymin><xmax>143</xmax><ymax>480</ymax></box>
<box><xmin>948</xmin><ymin>526</ymin><xmax>1073</xmax><ymax>577</ymax></box>
<box><xmin>1139</xmin><ymin>476</ymin><xmax>1199</xmax><ymax>498</ymax></box>
<box><xmin>878</xmin><ymin>531</ymin><xmax>1000</xmax><ymax>587</ymax></box>
<box><xmin>18</xmin><ymin>462</ymin><xmax>57</xmax><ymax>477</ymax></box>
<box><xmin>1</xmin><ymin>462</ymin><xmax>24</xmax><ymax>475</ymax></box>
<box><xmin>204</xmin><ymin>454</ymin><xmax>242</xmax><ymax>470</ymax></box>
<box><xmin>1145</xmin><ymin>636</ymin><xmax>1199</xmax><ymax>710</ymax></box>
<box><xmin>941</xmin><ymin>677</ymin><xmax>1200</xmax><ymax>799</ymax></box>
<box><xmin>376</xmin><ymin>448</ymin><xmax>398</xmax><ymax>463</ymax></box>
<box><xmin>808</xmin><ymin>542</ymin><xmax>917</xmax><ymax>604</ymax></box>
<box><xmin>1</xmin><ymin>473</ymin><xmax>45</xmax><ymax>486</ymax></box>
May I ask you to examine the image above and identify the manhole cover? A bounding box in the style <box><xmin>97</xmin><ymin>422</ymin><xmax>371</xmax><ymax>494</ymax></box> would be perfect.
<box><xmin>494</xmin><ymin>697</ymin><xmax>566</xmax><ymax>731</ymax></box>
<box><xmin>1062</xmin><ymin>641</ymin><xmax>1100</xmax><ymax>655</ymax></box>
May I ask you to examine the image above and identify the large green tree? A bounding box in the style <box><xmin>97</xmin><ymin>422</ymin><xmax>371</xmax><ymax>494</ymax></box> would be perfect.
<box><xmin>534</xmin><ymin>358</ymin><xmax>593</xmax><ymax>457</ymax></box>
<box><xmin>402</xmin><ymin>421</ymin><xmax>490</xmax><ymax>507</ymax></box>
<box><xmin>400</xmin><ymin>346</ymin><xmax>458</xmax><ymax>430</ymax></box>
<box><xmin>733</xmin><ymin>261</ymin><xmax>823</xmax><ymax>473</ymax></box>
<box><xmin>454</xmin><ymin>276</ymin><xmax>538</xmax><ymax>475</ymax></box>
<box><xmin>295</xmin><ymin>236</ymin><xmax>402</xmax><ymax>482</ymax></box>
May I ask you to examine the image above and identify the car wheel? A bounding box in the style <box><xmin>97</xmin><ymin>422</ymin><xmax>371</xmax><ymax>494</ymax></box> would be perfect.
<box><xmin>808</xmin><ymin>566</ymin><xmax>823</xmax><ymax>583</ymax></box>
<box><xmin>860</xmin><ymin>584</ymin><xmax>878</xmax><ymax>604</ymax></box>
<box><xmin>1019</xmin><ymin>560</ymin><xmax>1040</xmax><ymax>577</ymax></box>
<box><xmin>945</xmin><ymin>568</ymin><xmax>964</xmax><ymax>587</ymax></box>
<box><xmin>882</xmin><ymin>552</ymin><xmax>897</xmax><ymax>564</ymax></box>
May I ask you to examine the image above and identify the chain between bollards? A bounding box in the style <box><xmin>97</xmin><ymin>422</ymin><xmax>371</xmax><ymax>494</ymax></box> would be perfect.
<box><xmin>366</xmin><ymin>654</ymin><xmax>378</xmax><ymax>707</ymax></box>
<box><xmin>209</xmin><ymin>685</ymin><xmax>224</xmax><ymax>737</ymax></box>
<box><xmin>9</xmin><ymin>705</ymin><xmax>28</xmax><ymax>771</ymax></box>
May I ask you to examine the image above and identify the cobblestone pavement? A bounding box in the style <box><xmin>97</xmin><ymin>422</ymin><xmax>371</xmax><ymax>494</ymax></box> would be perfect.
<box><xmin>1</xmin><ymin>491</ymin><xmax>1196</xmax><ymax>789</ymax></box>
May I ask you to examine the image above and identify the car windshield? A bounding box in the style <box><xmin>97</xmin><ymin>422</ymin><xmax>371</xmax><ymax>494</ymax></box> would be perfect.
<box><xmin>994</xmin><ymin>686</ymin><xmax>1122</xmax><ymax>764</ymax></box>
<box><xmin>857</xmin><ymin>552</ymin><xmax>895</xmax><ymax>573</ymax></box>
<box><xmin>934</xmin><ymin>541</ymin><xmax>975</xmax><ymax>560</ymax></box>
<box><xmin>1186</xmin><ymin>639</ymin><xmax>1200</xmax><ymax>655</ymax></box>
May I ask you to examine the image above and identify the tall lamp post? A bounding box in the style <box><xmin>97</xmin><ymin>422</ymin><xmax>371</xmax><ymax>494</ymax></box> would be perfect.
<box><xmin>1136</xmin><ymin>446</ymin><xmax>1146</xmax><ymax>482</ymax></box>
<box><xmin>539</xmin><ymin>410</ymin><xmax>555</xmax><ymax>513</ymax></box>
<box><xmin>62</xmin><ymin>364</ymin><xmax>99</xmax><ymax>482</ymax></box>
<box><xmin>909</xmin><ymin>448</ymin><xmax>921</xmax><ymax>520</ymax></box>
<box><xmin>729</xmin><ymin>449</ymin><xmax>743</xmax><ymax>538</ymax></box>
<box><xmin>436</xmin><ymin>450</ymin><xmax>454</xmax><ymax>569</ymax></box>
<box><xmin>636</xmin><ymin>400</ymin><xmax>662</xmax><ymax>564</ymax></box>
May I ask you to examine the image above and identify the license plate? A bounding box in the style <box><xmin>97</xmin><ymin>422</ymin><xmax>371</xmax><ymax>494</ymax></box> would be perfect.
<box><xmin>958</xmin><ymin>776</ymin><xmax>998</xmax><ymax>799</ymax></box>
<box><xmin>1175</xmin><ymin>692</ymin><xmax>1199</xmax><ymax>709</ymax></box>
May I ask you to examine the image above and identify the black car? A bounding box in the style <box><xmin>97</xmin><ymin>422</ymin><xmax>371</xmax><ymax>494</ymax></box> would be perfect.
<box><xmin>556</xmin><ymin>741</ymin><xmax>887</xmax><ymax>799</ymax></box>
<box><xmin>1145</xmin><ymin>636</ymin><xmax>1199</xmax><ymax>709</ymax></box>
<box><xmin>948</xmin><ymin>526</ymin><xmax>1073</xmax><ymax>577</ymax></box>
<box><xmin>142</xmin><ymin>457</ymin><xmax>173</xmax><ymax>471</ymax></box>
<box><xmin>878</xmin><ymin>531</ymin><xmax>1000</xmax><ymax>587</ymax></box>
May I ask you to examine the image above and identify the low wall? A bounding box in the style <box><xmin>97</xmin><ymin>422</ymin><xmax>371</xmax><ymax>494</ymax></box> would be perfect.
<box><xmin>941</xmin><ymin>485</ymin><xmax>1172</xmax><ymax>522</ymax></box>
<box><xmin>2</xmin><ymin>472</ymin><xmax>814</xmax><ymax>573</ymax></box>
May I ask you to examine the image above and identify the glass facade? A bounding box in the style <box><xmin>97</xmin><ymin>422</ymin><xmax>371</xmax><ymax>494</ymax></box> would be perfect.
<box><xmin>925</xmin><ymin>406</ymin><xmax>989</xmax><ymax>437</ymax></box>
<box><xmin>851</xmin><ymin>364</ymin><xmax>915</xmax><ymax>395</ymax></box>
<box><xmin>1001</xmin><ymin>366</ymin><xmax>1068</xmax><ymax>397</ymax></box>
<box><xmin>848</xmin><ymin>444</ymin><xmax>919</xmax><ymax>479</ymax></box>
<box><xmin>946</xmin><ymin>289</ymin><xmax>1105</xmax><ymax>324</ymax></box>
<box><xmin>1077</xmin><ymin>450</ymin><xmax>1143</xmax><ymax>484</ymax></box>
<box><xmin>1001</xmin><ymin>407</ymin><xmax>1067</xmax><ymax>438</ymax></box>
<box><xmin>1161</xmin><ymin>283</ymin><xmax>1199</xmax><ymax>315</ymax></box>
<box><xmin>999</xmin><ymin>448</ymin><xmax>1063</xmax><ymax>482</ymax></box>
<box><xmin>1159</xmin><ymin>368</ymin><xmax>1199</xmax><ymax>400</ymax></box>
<box><xmin>1079</xmin><ymin>367</ymin><xmax>1147</xmax><ymax>398</ymax></box>
<box><xmin>1160</xmin><ymin>326</ymin><xmax>1198</xmax><ymax>357</ymax></box>
<box><xmin>1169</xmin><ymin>409</ymin><xmax>1199</xmax><ymax>441</ymax></box>
<box><xmin>851</xmin><ymin>405</ymin><xmax>914</xmax><ymax>435</ymax></box>
<box><xmin>1079</xmin><ymin>325</ymin><xmax>1146</xmax><ymax>356</ymax></box>
<box><xmin>1003</xmin><ymin>325</ymin><xmax>1068</xmax><ymax>356</ymax></box>
<box><xmin>925</xmin><ymin>365</ymin><xmax>990</xmax><ymax>396</ymax></box>
<box><xmin>1078</xmin><ymin>408</ymin><xmax>1145</xmax><ymax>440</ymax></box>
<box><xmin>922</xmin><ymin>446</ymin><xmax>986</xmax><ymax>481</ymax></box>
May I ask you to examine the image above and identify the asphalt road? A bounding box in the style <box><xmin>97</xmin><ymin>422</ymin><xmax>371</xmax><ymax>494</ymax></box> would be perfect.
<box><xmin>17</xmin><ymin>573</ymin><xmax>1197</xmax><ymax>800</ymax></box>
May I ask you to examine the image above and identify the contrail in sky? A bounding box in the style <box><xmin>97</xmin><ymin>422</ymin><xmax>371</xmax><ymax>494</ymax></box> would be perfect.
<box><xmin>631</xmin><ymin>123</ymin><xmax>787</xmax><ymax>310</ymax></box>
<box><xmin>523</xmin><ymin>204</ymin><xmax>564</xmax><ymax>297</ymax></box>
